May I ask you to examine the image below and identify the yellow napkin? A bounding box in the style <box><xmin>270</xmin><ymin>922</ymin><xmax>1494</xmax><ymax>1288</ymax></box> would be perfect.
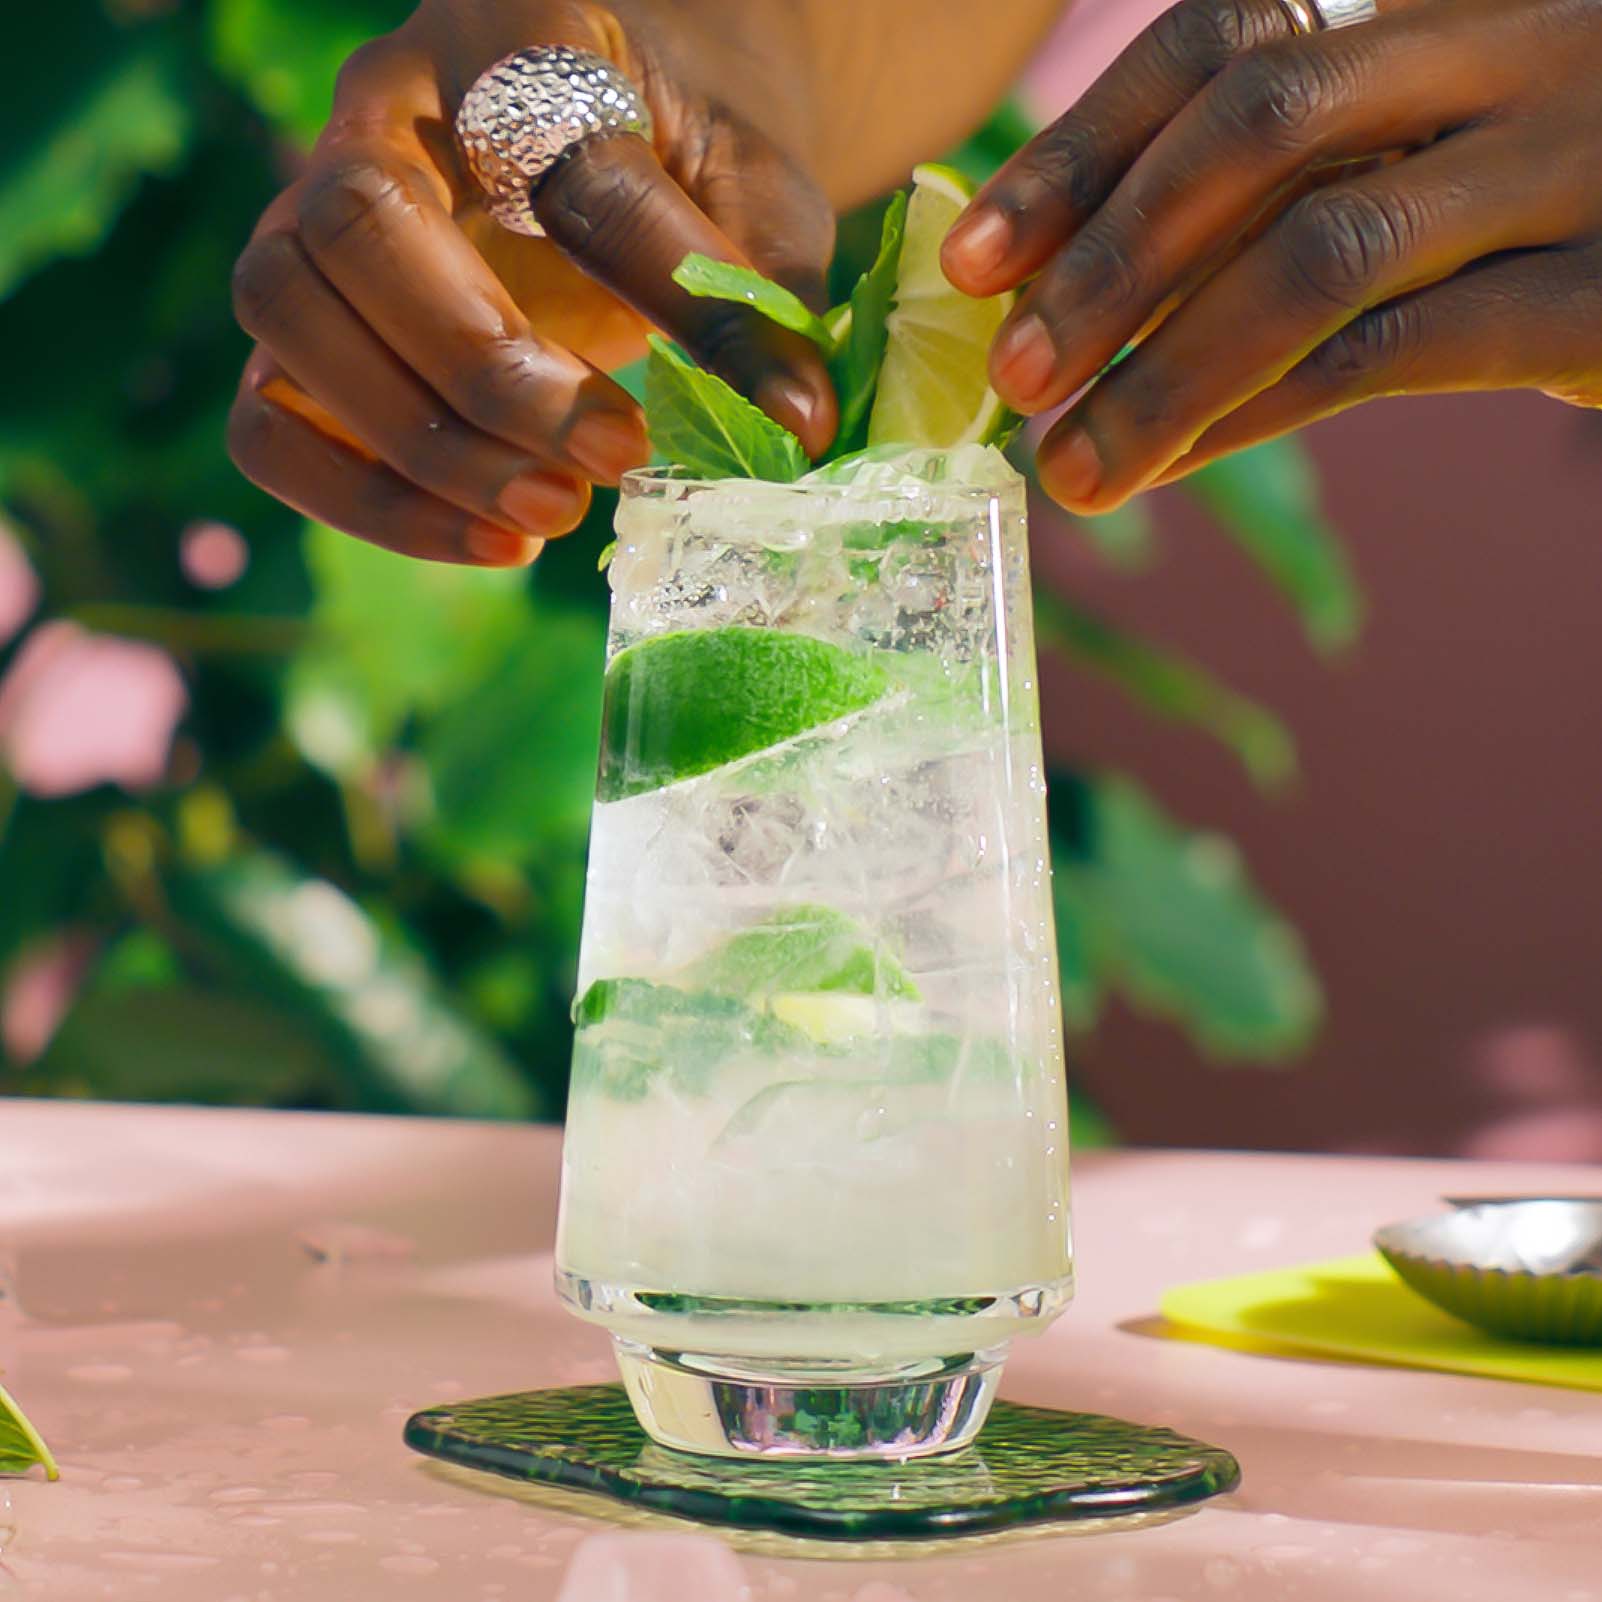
<box><xmin>1160</xmin><ymin>1252</ymin><xmax>1602</xmax><ymax>1392</ymax></box>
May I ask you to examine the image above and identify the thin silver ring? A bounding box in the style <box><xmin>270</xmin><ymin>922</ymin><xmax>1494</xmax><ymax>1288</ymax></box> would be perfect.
<box><xmin>455</xmin><ymin>45</ymin><xmax>654</xmax><ymax>238</ymax></box>
<box><xmin>1278</xmin><ymin>0</ymin><xmax>1378</xmax><ymax>30</ymax></box>
<box><xmin>1312</xmin><ymin>0</ymin><xmax>1380</xmax><ymax>25</ymax></box>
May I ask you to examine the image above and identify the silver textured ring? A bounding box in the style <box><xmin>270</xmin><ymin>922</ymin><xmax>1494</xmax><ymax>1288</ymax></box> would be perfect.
<box><xmin>455</xmin><ymin>45</ymin><xmax>654</xmax><ymax>238</ymax></box>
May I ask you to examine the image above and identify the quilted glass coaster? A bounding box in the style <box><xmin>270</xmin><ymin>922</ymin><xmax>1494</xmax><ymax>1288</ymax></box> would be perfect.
<box><xmin>404</xmin><ymin>1383</ymin><xmax>1239</xmax><ymax>1541</ymax></box>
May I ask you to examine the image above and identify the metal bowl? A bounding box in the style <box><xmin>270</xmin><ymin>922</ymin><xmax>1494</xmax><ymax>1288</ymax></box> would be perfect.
<box><xmin>1374</xmin><ymin>1200</ymin><xmax>1602</xmax><ymax>1345</ymax></box>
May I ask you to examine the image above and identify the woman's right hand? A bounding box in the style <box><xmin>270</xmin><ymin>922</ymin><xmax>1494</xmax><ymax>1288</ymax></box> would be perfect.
<box><xmin>227</xmin><ymin>0</ymin><xmax>839</xmax><ymax>566</ymax></box>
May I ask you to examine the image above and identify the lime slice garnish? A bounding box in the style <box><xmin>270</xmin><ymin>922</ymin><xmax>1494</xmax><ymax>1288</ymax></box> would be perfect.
<box><xmin>597</xmin><ymin>628</ymin><xmax>888</xmax><ymax>801</ymax></box>
<box><xmin>683</xmin><ymin>904</ymin><xmax>920</xmax><ymax>1003</ymax></box>
<box><xmin>866</xmin><ymin>164</ymin><xmax>1014</xmax><ymax>450</ymax></box>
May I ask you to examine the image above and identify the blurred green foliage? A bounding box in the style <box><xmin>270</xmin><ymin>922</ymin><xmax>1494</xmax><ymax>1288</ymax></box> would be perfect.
<box><xmin>0</xmin><ymin>0</ymin><xmax>1360</xmax><ymax>1127</ymax></box>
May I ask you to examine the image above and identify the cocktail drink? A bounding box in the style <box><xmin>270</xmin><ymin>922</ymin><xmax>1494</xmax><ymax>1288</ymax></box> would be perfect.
<box><xmin>557</xmin><ymin>450</ymin><xmax>1073</xmax><ymax>1458</ymax></box>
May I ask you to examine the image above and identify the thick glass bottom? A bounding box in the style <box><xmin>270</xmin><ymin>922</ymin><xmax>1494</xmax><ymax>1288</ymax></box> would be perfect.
<box><xmin>556</xmin><ymin>1269</ymin><xmax>1073</xmax><ymax>1362</ymax></box>
<box><xmin>612</xmin><ymin>1339</ymin><xmax>1006</xmax><ymax>1460</ymax></box>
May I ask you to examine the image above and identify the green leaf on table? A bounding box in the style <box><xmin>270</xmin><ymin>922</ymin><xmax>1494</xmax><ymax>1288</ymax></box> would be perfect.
<box><xmin>0</xmin><ymin>1381</ymin><xmax>58</xmax><ymax>1481</ymax></box>
<box><xmin>1185</xmin><ymin>436</ymin><xmax>1363</xmax><ymax>653</ymax></box>
<box><xmin>644</xmin><ymin>336</ymin><xmax>808</xmax><ymax>482</ymax></box>
<box><xmin>0</xmin><ymin>22</ymin><xmax>190</xmax><ymax>301</ymax></box>
<box><xmin>672</xmin><ymin>255</ymin><xmax>834</xmax><ymax>350</ymax></box>
<box><xmin>1034</xmin><ymin>589</ymin><xmax>1296</xmax><ymax>791</ymax></box>
<box><xmin>209</xmin><ymin>0</ymin><xmax>410</xmax><ymax>147</ymax></box>
<box><xmin>1052</xmin><ymin>773</ymin><xmax>1321</xmax><ymax>1060</ymax></box>
<box><xmin>825</xmin><ymin>190</ymin><xmax>907</xmax><ymax>457</ymax></box>
<box><xmin>165</xmin><ymin>850</ymin><xmax>544</xmax><ymax>1119</ymax></box>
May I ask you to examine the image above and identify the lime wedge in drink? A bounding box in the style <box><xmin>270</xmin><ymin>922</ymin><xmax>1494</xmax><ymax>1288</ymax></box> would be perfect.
<box><xmin>867</xmin><ymin>164</ymin><xmax>1014</xmax><ymax>450</ymax></box>
<box><xmin>684</xmin><ymin>903</ymin><xmax>919</xmax><ymax>1003</ymax></box>
<box><xmin>597</xmin><ymin>628</ymin><xmax>888</xmax><ymax>801</ymax></box>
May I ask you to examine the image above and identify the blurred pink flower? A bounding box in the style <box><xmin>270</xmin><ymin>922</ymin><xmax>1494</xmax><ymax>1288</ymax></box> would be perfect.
<box><xmin>1458</xmin><ymin>1024</ymin><xmax>1602</xmax><ymax>1160</ymax></box>
<box><xmin>2</xmin><ymin>931</ymin><xmax>94</xmax><ymax>1064</ymax></box>
<box><xmin>180</xmin><ymin>520</ymin><xmax>249</xmax><ymax>589</ymax></box>
<box><xmin>0</xmin><ymin>622</ymin><xmax>187</xmax><ymax>798</ymax></box>
<box><xmin>0</xmin><ymin>520</ymin><xmax>39</xmax><ymax>647</ymax></box>
<box><xmin>1019</xmin><ymin>0</ymin><xmax>1171</xmax><ymax>122</ymax></box>
<box><xmin>1461</xmin><ymin>1108</ymin><xmax>1602</xmax><ymax>1163</ymax></box>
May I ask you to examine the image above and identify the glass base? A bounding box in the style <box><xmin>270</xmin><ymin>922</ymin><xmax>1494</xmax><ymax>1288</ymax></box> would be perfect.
<box><xmin>612</xmin><ymin>1338</ymin><xmax>1006</xmax><ymax>1460</ymax></box>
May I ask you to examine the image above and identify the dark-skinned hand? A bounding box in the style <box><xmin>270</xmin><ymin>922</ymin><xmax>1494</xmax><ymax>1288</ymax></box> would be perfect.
<box><xmin>228</xmin><ymin>0</ymin><xmax>839</xmax><ymax>566</ymax></box>
<box><xmin>944</xmin><ymin>0</ymin><xmax>1602</xmax><ymax>513</ymax></box>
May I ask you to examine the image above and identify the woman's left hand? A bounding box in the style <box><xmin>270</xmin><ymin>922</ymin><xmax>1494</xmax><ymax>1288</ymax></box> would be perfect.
<box><xmin>942</xmin><ymin>0</ymin><xmax>1602</xmax><ymax>512</ymax></box>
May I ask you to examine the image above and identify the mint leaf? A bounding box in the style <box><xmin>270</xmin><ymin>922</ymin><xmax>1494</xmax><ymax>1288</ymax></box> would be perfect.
<box><xmin>826</xmin><ymin>191</ymin><xmax>907</xmax><ymax>459</ymax></box>
<box><xmin>570</xmin><ymin>977</ymin><xmax>809</xmax><ymax>1100</ymax></box>
<box><xmin>0</xmin><ymin>1381</ymin><xmax>59</xmax><ymax>1480</ymax></box>
<box><xmin>672</xmin><ymin>255</ymin><xmax>834</xmax><ymax>350</ymax></box>
<box><xmin>682</xmin><ymin>903</ymin><xmax>920</xmax><ymax>1001</ymax></box>
<box><xmin>644</xmin><ymin>336</ymin><xmax>808</xmax><ymax>482</ymax></box>
<box><xmin>596</xmin><ymin>538</ymin><xmax>617</xmax><ymax>572</ymax></box>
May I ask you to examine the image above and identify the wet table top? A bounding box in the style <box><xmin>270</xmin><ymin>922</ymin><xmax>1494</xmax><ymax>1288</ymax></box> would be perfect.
<box><xmin>2</xmin><ymin>1099</ymin><xmax>1597</xmax><ymax>1600</ymax></box>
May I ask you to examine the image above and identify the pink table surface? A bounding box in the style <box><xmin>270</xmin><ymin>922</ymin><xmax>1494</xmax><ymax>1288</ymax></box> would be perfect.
<box><xmin>1</xmin><ymin>1099</ymin><xmax>1598</xmax><ymax>1600</ymax></box>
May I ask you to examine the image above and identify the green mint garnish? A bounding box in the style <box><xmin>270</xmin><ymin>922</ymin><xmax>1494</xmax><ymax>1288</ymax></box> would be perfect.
<box><xmin>642</xmin><ymin>192</ymin><xmax>911</xmax><ymax>478</ymax></box>
<box><xmin>672</xmin><ymin>256</ymin><xmax>834</xmax><ymax>351</ymax></box>
<box><xmin>826</xmin><ymin>191</ymin><xmax>906</xmax><ymax>457</ymax></box>
<box><xmin>596</xmin><ymin>538</ymin><xmax>617</xmax><ymax>572</ymax></box>
<box><xmin>0</xmin><ymin>1380</ymin><xmax>59</xmax><ymax>1480</ymax></box>
<box><xmin>643</xmin><ymin>335</ymin><xmax>809</xmax><ymax>483</ymax></box>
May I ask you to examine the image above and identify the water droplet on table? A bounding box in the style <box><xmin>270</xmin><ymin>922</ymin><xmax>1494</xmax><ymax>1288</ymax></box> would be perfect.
<box><xmin>381</xmin><ymin>1554</ymin><xmax>440</xmax><ymax>1576</ymax></box>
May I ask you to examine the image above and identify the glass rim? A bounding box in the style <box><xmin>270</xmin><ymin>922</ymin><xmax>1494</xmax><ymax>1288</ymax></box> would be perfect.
<box><xmin>619</xmin><ymin>464</ymin><xmax>1016</xmax><ymax>506</ymax></box>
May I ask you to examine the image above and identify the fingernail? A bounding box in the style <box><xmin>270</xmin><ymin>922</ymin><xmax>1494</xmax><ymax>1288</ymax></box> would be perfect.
<box><xmin>1042</xmin><ymin>427</ymin><xmax>1103</xmax><ymax>508</ymax></box>
<box><xmin>944</xmin><ymin>209</ymin><xmax>1010</xmax><ymax>281</ymax></box>
<box><xmin>466</xmin><ymin>520</ymin><xmax>543</xmax><ymax>566</ymax></box>
<box><xmin>992</xmin><ymin>315</ymin><xmax>1056</xmax><ymax>408</ymax></box>
<box><xmin>566</xmin><ymin>410</ymin><xmax>647</xmax><ymax>482</ymax></box>
<box><xmin>757</xmin><ymin>374</ymin><xmax>822</xmax><ymax>441</ymax></box>
<box><xmin>497</xmin><ymin>471</ymin><xmax>585</xmax><ymax>536</ymax></box>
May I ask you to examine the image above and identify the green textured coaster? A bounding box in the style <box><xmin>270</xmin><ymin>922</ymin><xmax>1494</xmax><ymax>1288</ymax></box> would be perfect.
<box><xmin>404</xmin><ymin>1384</ymin><xmax>1240</xmax><ymax>1541</ymax></box>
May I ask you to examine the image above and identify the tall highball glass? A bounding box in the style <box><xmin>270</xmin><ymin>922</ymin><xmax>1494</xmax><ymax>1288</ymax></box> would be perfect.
<box><xmin>557</xmin><ymin>458</ymin><xmax>1073</xmax><ymax>1459</ymax></box>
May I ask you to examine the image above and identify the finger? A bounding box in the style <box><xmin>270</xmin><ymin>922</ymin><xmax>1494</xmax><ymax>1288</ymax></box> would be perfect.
<box><xmin>232</xmin><ymin>231</ymin><xmax>591</xmax><ymax>538</ymax></box>
<box><xmin>989</xmin><ymin>12</ymin><xmax>1513</xmax><ymax>414</ymax></box>
<box><xmin>1035</xmin><ymin>131</ymin><xmax>1577</xmax><ymax>511</ymax></box>
<box><xmin>681</xmin><ymin>120</ymin><xmax>837</xmax><ymax>311</ymax></box>
<box><xmin>292</xmin><ymin>143</ymin><xmax>649</xmax><ymax>485</ymax></box>
<box><xmin>1155</xmin><ymin>245</ymin><xmax>1602</xmax><ymax>479</ymax></box>
<box><xmin>943</xmin><ymin>0</ymin><xmax>1302</xmax><ymax>296</ymax></box>
<box><xmin>534</xmin><ymin>133</ymin><xmax>838</xmax><ymax>455</ymax></box>
<box><xmin>228</xmin><ymin>355</ymin><xmax>545</xmax><ymax>567</ymax></box>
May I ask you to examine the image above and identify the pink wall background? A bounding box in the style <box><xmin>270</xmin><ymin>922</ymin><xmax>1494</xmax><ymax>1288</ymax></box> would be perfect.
<box><xmin>1021</xmin><ymin>3</ymin><xmax>1602</xmax><ymax>1159</ymax></box>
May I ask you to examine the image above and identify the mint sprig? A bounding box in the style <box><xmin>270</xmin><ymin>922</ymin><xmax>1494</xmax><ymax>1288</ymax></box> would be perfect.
<box><xmin>825</xmin><ymin>191</ymin><xmax>906</xmax><ymax>457</ymax></box>
<box><xmin>644</xmin><ymin>194</ymin><xmax>912</xmax><ymax>479</ymax></box>
<box><xmin>0</xmin><ymin>1380</ymin><xmax>59</xmax><ymax>1480</ymax></box>
<box><xmin>643</xmin><ymin>335</ymin><xmax>808</xmax><ymax>482</ymax></box>
<box><xmin>672</xmin><ymin>256</ymin><xmax>835</xmax><ymax>351</ymax></box>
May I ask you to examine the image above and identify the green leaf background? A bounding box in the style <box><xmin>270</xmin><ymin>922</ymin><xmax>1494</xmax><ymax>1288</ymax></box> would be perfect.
<box><xmin>0</xmin><ymin>1</ymin><xmax>1356</xmax><ymax>1145</ymax></box>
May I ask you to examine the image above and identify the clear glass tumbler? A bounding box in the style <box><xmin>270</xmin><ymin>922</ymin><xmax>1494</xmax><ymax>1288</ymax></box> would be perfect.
<box><xmin>557</xmin><ymin>460</ymin><xmax>1073</xmax><ymax>1459</ymax></box>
